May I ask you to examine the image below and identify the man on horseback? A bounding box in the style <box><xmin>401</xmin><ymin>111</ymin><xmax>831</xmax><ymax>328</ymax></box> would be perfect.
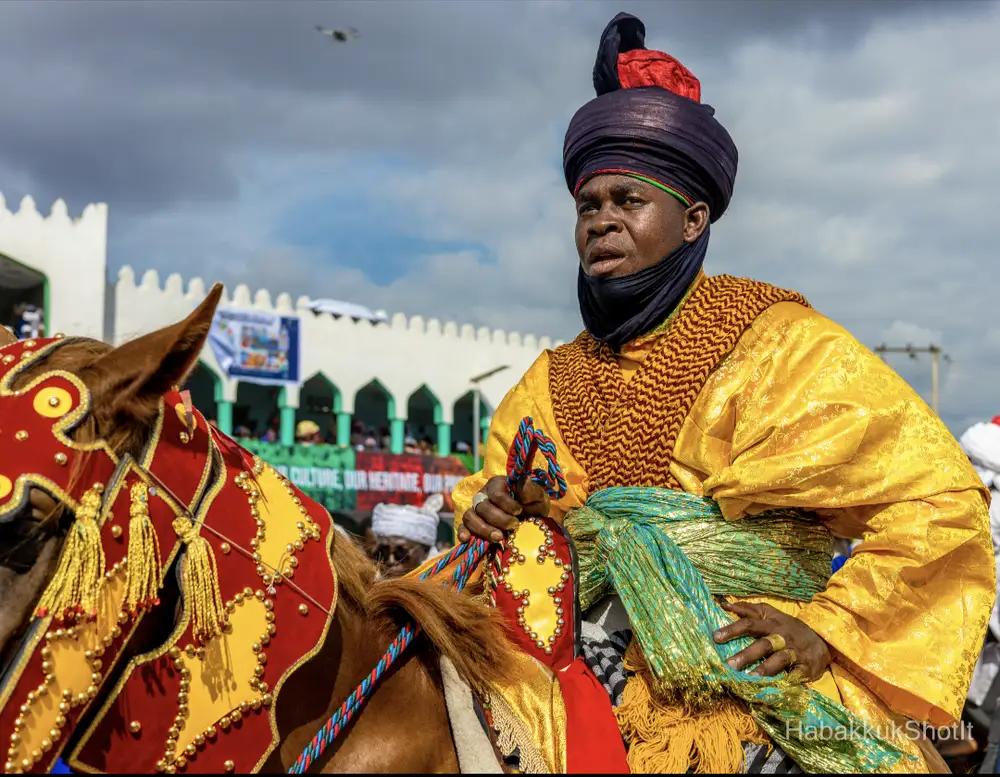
<box><xmin>454</xmin><ymin>12</ymin><xmax>993</xmax><ymax>774</ymax></box>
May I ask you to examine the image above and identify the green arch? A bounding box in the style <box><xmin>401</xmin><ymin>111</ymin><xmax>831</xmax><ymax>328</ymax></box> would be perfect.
<box><xmin>406</xmin><ymin>384</ymin><xmax>447</xmax><ymax>453</ymax></box>
<box><xmin>407</xmin><ymin>383</ymin><xmax>443</xmax><ymax>423</ymax></box>
<box><xmin>302</xmin><ymin>371</ymin><xmax>343</xmax><ymax>413</ymax></box>
<box><xmin>356</xmin><ymin>377</ymin><xmax>396</xmax><ymax>419</ymax></box>
<box><xmin>355</xmin><ymin>378</ymin><xmax>402</xmax><ymax>453</ymax></box>
<box><xmin>293</xmin><ymin>372</ymin><xmax>344</xmax><ymax>444</ymax></box>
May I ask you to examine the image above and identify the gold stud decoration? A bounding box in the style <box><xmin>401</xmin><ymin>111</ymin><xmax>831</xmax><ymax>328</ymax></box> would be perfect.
<box><xmin>498</xmin><ymin>519</ymin><xmax>569</xmax><ymax>651</ymax></box>
<box><xmin>33</xmin><ymin>387</ymin><xmax>73</xmax><ymax>419</ymax></box>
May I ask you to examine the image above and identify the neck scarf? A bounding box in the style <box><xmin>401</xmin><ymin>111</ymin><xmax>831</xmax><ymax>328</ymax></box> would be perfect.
<box><xmin>578</xmin><ymin>228</ymin><xmax>709</xmax><ymax>350</ymax></box>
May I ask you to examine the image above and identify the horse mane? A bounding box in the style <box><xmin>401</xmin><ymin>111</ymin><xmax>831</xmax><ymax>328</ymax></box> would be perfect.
<box><xmin>329</xmin><ymin>530</ymin><xmax>515</xmax><ymax>694</ymax></box>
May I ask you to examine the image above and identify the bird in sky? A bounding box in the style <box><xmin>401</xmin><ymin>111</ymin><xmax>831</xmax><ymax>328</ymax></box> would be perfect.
<box><xmin>315</xmin><ymin>25</ymin><xmax>360</xmax><ymax>43</ymax></box>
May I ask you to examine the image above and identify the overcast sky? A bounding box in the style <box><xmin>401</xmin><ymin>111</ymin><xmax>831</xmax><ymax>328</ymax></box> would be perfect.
<box><xmin>0</xmin><ymin>0</ymin><xmax>997</xmax><ymax>433</ymax></box>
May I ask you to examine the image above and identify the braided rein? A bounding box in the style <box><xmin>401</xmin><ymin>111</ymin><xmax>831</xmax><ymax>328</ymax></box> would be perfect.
<box><xmin>288</xmin><ymin>416</ymin><xmax>566</xmax><ymax>774</ymax></box>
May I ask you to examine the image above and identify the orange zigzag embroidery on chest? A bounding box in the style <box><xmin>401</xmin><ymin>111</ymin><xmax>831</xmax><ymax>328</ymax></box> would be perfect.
<box><xmin>549</xmin><ymin>275</ymin><xmax>809</xmax><ymax>493</ymax></box>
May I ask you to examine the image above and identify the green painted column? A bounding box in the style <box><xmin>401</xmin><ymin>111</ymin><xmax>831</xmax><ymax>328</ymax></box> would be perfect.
<box><xmin>390</xmin><ymin>418</ymin><xmax>405</xmax><ymax>454</ymax></box>
<box><xmin>336</xmin><ymin>412</ymin><xmax>352</xmax><ymax>447</ymax></box>
<box><xmin>436</xmin><ymin>422</ymin><xmax>451</xmax><ymax>456</ymax></box>
<box><xmin>280</xmin><ymin>406</ymin><xmax>296</xmax><ymax>446</ymax></box>
<box><xmin>43</xmin><ymin>278</ymin><xmax>51</xmax><ymax>338</ymax></box>
<box><xmin>217</xmin><ymin>400</ymin><xmax>233</xmax><ymax>436</ymax></box>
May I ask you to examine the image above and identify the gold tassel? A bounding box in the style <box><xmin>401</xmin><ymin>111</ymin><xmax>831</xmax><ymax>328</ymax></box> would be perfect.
<box><xmin>36</xmin><ymin>486</ymin><xmax>106</xmax><ymax>623</ymax></box>
<box><xmin>124</xmin><ymin>481</ymin><xmax>162</xmax><ymax>614</ymax></box>
<box><xmin>174</xmin><ymin>518</ymin><xmax>225</xmax><ymax>644</ymax></box>
<box><xmin>615</xmin><ymin>638</ymin><xmax>770</xmax><ymax>774</ymax></box>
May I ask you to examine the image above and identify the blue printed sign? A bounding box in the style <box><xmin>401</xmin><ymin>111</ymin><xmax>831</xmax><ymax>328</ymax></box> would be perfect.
<box><xmin>207</xmin><ymin>307</ymin><xmax>301</xmax><ymax>386</ymax></box>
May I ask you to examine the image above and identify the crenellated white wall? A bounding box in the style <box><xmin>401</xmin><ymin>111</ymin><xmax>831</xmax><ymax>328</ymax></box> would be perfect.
<box><xmin>0</xmin><ymin>187</ymin><xmax>564</xmax><ymax>424</ymax></box>
<box><xmin>113</xmin><ymin>266</ymin><xmax>563</xmax><ymax>415</ymax></box>
<box><xmin>0</xmin><ymin>193</ymin><xmax>108</xmax><ymax>339</ymax></box>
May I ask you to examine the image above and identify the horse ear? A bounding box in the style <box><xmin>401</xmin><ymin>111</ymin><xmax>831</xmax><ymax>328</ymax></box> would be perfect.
<box><xmin>0</xmin><ymin>326</ymin><xmax>16</xmax><ymax>348</ymax></box>
<box><xmin>90</xmin><ymin>284</ymin><xmax>224</xmax><ymax>413</ymax></box>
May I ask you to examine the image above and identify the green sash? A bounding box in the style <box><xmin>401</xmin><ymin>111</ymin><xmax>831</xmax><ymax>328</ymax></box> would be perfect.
<box><xmin>565</xmin><ymin>487</ymin><xmax>910</xmax><ymax>774</ymax></box>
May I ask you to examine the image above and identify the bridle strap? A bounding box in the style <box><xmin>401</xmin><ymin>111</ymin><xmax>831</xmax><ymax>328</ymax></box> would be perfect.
<box><xmin>138</xmin><ymin>459</ymin><xmax>334</xmax><ymax>618</ymax></box>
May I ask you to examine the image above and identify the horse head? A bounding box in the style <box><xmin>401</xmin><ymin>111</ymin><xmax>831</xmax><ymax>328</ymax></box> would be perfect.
<box><xmin>0</xmin><ymin>287</ymin><xmax>515</xmax><ymax>775</ymax></box>
<box><xmin>0</xmin><ymin>286</ymin><xmax>223</xmax><ymax>665</ymax></box>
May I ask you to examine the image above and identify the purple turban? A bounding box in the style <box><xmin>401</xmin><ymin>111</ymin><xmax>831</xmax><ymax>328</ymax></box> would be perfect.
<box><xmin>563</xmin><ymin>13</ymin><xmax>738</xmax><ymax>222</ymax></box>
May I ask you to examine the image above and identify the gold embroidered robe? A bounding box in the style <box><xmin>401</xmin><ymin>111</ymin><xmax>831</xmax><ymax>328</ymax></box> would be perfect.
<box><xmin>452</xmin><ymin>279</ymin><xmax>993</xmax><ymax>772</ymax></box>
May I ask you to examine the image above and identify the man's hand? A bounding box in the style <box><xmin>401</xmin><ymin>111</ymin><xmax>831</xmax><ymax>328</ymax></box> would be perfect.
<box><xmin>713</xmin><ymin>601</ymin><xmax>832</xmax><ymax>681</ymax></box>
<box><xmin>457</xmin><ymin>475</ymin><xmax>550</xmax><ymax>543</ymax></box>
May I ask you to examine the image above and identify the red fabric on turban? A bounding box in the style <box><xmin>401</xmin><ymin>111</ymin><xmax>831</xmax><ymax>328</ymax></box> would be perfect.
<box><xmin>564</xmin><ymin>13</ymin><xmax>738</xmax><ymax>222</ymax></box>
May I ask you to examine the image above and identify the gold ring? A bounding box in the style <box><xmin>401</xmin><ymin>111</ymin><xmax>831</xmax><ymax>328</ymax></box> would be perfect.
<box><xmin>765</xmin><ymin>633</ymin><xmax>786</xmax><ymax>653</ymax></box>
<box><xmin>783</xmin><ymin>648</ymin><xmax>797</xmax><ymax>667</ymax></box>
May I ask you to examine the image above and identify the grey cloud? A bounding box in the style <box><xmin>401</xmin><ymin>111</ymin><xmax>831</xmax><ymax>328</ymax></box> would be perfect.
<box><xmin>0</xmin><ymin>0</ymin><xmax>974</xmax><ymax>213</ymax></box>
<box><xmin>1</xmin><ymin>0</ymin><xmax>998</xmax><ymax>434</ymax></box>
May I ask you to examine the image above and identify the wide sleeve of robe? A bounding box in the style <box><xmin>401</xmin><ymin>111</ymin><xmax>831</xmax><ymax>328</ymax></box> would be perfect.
<box><xmin>452</xmin><ymin>297</ymin><xmax>994</xmax><ymax>732</ymax></box>
<box><xmin>701</xmin><ymin>302</ymin><xmax>994</xmax><ymax>727</ymax></box>
<box><xmin>452</xmin><ymin>351</ymin><xmax>590</xmax><ymax>529</ymax></box>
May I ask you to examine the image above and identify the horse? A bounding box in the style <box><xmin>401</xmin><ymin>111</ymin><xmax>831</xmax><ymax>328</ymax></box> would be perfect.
<box><xmin>0</xmin><ymin>286</ymin><xmax>514</xmax><ymax>774</ymax></box>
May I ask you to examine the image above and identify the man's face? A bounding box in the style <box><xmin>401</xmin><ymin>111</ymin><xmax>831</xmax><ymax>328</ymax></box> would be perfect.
<box><xmin>574</xmin><ymin>174</ymin><xmax>709</xmax><ymax>279</ymax></box>
<box><xmin>369</xmin><ymin>534</ymin><xmax>430</xmax><ymax>577</ymax></box>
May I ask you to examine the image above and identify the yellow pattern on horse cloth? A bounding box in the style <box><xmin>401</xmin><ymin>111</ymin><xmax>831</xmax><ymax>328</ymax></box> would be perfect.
<box><xmin>482</xmin><ymin>650</ymin><xmax>567</xmax><ymax>773</ymax></box>
<box><xmin>452</xmin><ymin>284</ymin><xmax>993</xmax><ymax>772</ymax></box>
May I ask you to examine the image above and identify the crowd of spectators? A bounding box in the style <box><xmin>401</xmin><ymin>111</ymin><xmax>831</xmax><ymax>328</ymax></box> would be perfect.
<box><xmin>5</xmin><ymin>302</ymin><xmax>44</xmax><ymax>340</ymax></box>
<box><xmin>219</xmin><ymin>415</ymin><xmax>474</xmax><ymax>456</ymax></box>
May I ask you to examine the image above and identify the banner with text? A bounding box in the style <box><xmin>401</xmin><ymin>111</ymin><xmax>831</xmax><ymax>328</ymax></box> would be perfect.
<box><xmin>208</xmin><ymin>307</ymin><xmax>301</xmax><ymax>386</ymax></box>
<box><xmin>240</xmin><ymin>441</ymin><xmax>470</xmax><ymax>513</ymax></box>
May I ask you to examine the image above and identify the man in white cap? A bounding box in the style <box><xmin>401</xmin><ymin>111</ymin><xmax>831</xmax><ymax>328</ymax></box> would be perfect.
<box><xmin>367</xmin><ymin>494</ymin><xmax>445</xmax><ymax>577</ymax></box>
<box><xmin>961</xmin><ymin>418</ymin><xmax>1000</xmax><ymax>647</ymax></box>
<box><xmin>959</xmin><ymin>417</ymin><xmax>1000</xmax><ymax>763</ymax></box>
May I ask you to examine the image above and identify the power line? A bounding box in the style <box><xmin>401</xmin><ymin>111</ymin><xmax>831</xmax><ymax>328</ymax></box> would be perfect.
<box><xmin>873</xmin><ymin>344</ymin><xmax>951</xmax><ymax>415</ymax></box>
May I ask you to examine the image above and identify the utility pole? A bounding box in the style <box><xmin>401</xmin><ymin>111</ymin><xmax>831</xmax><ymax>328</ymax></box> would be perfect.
<box><xmin>873</xmin><ymin>344</ymin><xmax>949</xmax><ymax>415</ymax></box>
